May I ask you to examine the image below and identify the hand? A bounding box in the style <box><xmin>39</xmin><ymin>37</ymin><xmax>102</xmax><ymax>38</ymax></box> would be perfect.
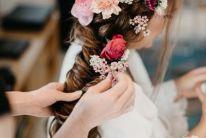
<box><xmin>54</xmin><ymin>73</ymin><xmax>135</xmax><ymax>138</ymax></box>
<box><xmin>189</xmin><ymin>85</ymin><xmax>206</xmax><ymax>138</ymax></box>
<box><xmin>70</xmin><ymin>73</ymin><xmax>135</xmax><ymax>129</ymax></box>
<box><xmin>175</xmin><ymin>67</ymin><xmax>206</xmax><ymax>99</ymax></box>
<box><xmin>196</xmin><ymin>85</ymin><xmax>206</xmax><ymax>116</ymax></box>
<box><xmin>6</xmin><ymin>83</ymin><xmax>82</xmax><ymax>117</ymax></box>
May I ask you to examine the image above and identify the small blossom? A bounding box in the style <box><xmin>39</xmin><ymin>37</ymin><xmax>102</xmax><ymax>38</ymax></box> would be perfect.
<box><xmin>155</xmin><ymin>0</ymin><xmax>168</xmax><ymax>16</ymax></box>
<box><xmin>121</xmin><ymin>50</ymin><xmax>130</xmax><ymax>61</ymax></box>
<box><xmin>130</xmin><ymin>15</ymin><xmax>150</xmax><ymax>37</ymax></box>
<box><xmin>91</xmin><ymin>0</ymin><xmax>122</xmax><ymax>19</ymax></box>
<box><xmin>143</xmin><ymin>29</ymin><xmax>151</xmax><ymax>37</ymax></box>
<box><xmin>90</xmin><ymin>50</ymin><xmax>130</xmax><ymax>79</ymax></box>
<box><xmin>155</xmin><ymin>6</ymin><xmax>166</xmax><ymax>16</ymax></box>
<box><xmin>159</xmin><ymin>0</ymin><xmax>168</xmax><ymax>9</ymax></box>
<box><xmin>71</xmin><ymin>0</ymin><xmax>94</xmax><ymax>26</ymax></box>
<box><xmin>146</xmin><ymin>0</ymin><xmax>158</xmax><ymax>11</ymax></box>
<box><xmin>119</xmin><ymin>0</ymin><xmax>133</xmax><ymax>4</ymax></box>
<box><xmin>110</xmin><ymin>62</ymin><xmax>119</xmax><ymax>71</ymax></box>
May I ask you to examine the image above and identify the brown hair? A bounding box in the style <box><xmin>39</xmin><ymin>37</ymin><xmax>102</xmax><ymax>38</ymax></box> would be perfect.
<box><xmin>50</xmin><ymin>0</ymin><xmax>178</xmax><ymax>137</ymax></box>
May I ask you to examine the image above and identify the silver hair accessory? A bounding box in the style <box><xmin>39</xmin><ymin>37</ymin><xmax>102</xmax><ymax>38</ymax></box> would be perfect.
<box><xmin>129</xmin><ymin>15</ymin><xmax>151</xmax><ymax>37</ymax></box>
<box><xmin>201</xmin><ymin>82</ymin><xmax>206</xmax><ymax>94</ymax></box>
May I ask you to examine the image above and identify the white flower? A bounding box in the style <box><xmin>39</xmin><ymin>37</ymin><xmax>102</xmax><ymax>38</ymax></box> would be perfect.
<box><xmin>155</xmin><ymin>7</ymin><xmax>165</xmax><ymax>16</ymax></box>
<box><xmin>130</xmin><ymin>15</ymin><xmax>150</xmax><ymax>36</ymax></box>
<box><xmin>143</xmin><ymin>29</ymin><xmax>151</xmax><ymax>37</ymax></box>
<box><xmin>159</xmin><ymin>0</ymin><xmax>168</xmax><ymax>9</ymax></box>
<box><xmin>121</xmin><ymin>50</ymin><xmax>130</xmax><ymax>61</ymax></box>
<box><xmin>156</xmin><ymin>0</ymin><xmax>168</xmax><ymax>16</ymax></box>
<box><xmin>119</xmin><ymin>0</ymin><xmax>133</xmax><ymax>4</ymax></box>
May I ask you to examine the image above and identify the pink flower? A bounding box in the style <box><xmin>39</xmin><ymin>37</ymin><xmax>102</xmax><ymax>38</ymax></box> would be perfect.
<box><xmin>91</xmin><ymin>0</ymin><xmax>122</xmax><ymax>19</ymax></box>
<box><xmin>146</xmin><ymin>0</ymin><xmax>158</xmax><ymax>11</ymax></box>
<box><xmin>71</xmin><ymin>0</ymin><xmax>94</xmax><ymax>26</ymax></box>
<box><xmin>101</xmin><ymin>34</ymin><xmax>127</xmax><ymax>61</ymax></box>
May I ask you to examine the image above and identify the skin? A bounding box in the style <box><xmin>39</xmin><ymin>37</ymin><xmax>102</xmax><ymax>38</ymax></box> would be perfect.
<box><xmin>5</xmin><ymin>73</ymin><xmax>135</xmax><ymax>138</ymax></box>
<box><xmin>5</xmin><ymin>7</ymin><xmax>206</xmax><ymax>138</ymax></box>
<box><xmin>54</xmin><ymin>73</ymin><xmax>135</xmax><ymax>138</ymax></box>
<box><xmin>128</xmin><ymin>12</ymin><xmax>206</xmax><ymax>100</ymax></box>
<box><xmin>6</xmin><ymin>83</ymin><xmax>83</xmax><ymax>117</ymax></box>
<box><xmin>186</xmin><ymin>86</ymin><xmax>206</xmax><ymax>138</ymax></box>
<box><xmin>128</xmin><ymin>13</ymin><xmax>166</xmax><ymax>49</ymax></box>
<box><xmin>128</xmin><ymin>11</ymin><xmax>206</xmax><ymax>137</ymax></box>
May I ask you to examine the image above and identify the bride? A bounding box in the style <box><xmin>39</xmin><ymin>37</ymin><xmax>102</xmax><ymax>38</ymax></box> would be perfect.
<box><xmin>48</xmin><ymin>0</ymin><xmax>206</xmax><ymax>138</ymax></box>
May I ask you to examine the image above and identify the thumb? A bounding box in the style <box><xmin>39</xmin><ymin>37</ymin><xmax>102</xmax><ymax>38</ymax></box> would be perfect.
<box><xmin>92</xmin><ymin>75</ymin><xmax>112</xmax><ymax>93</ymax></box>
<box><xmin>196</xmin><ymin>85</ymin><xmax>204</xmax><ymax>103</ymax></box>
<box><xmin>57</xmin><ymin>91</ymin><xmax>83</xmax><ymax>102</ymax></box>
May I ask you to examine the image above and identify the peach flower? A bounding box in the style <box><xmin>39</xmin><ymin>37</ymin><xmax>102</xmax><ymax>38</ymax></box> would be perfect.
<box><xmin>91</xmin><ymin>0</ymin><xmax>122</xmax><ymax>19</ymax></box>
<box><xmin>71</xmin><ymin>0</ymin><xmax>94</xmax><ymax>26</ymax></box>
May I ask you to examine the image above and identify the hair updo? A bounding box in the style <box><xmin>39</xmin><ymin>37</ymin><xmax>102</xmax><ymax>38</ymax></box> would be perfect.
<box><xmin>50</xmin><ymin>0</ymin><xmax>177</xmax><ymax>137</ymax></box>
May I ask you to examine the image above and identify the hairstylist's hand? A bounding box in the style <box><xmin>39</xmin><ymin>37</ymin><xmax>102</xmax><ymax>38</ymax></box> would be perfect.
<box><xmin>54</xmin><ymin>73</ymin><xmax>135</xmax><ymax>138</ymax></box>
<box><xmin>196</xmin><ymin>85</ymin><xmax>206</xmax><ymax>116</ymax></box>
<box><xmin>6</xmin><ymin>83</ymin><xmax>82</xmax><ymax>117</ymax></box>
<box><xmin>72</xmin><ymin>73</ymin><xmax>135</xmax><ymax>129</ymax></box>
<box><xmin>175</xmin><ymin>67</ymin><xmax>206</xmax><ymax>99</ymax></box>
<box><xmin>184</xmin><ymin>86</ymin><xmax>206</xmax><ymax>138</ymax></box>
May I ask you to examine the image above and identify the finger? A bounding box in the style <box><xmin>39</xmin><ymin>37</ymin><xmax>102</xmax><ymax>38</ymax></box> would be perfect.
<box><xmin>190</xmin><ymin>67</ymin><xmax>206</xmax><ymax>75</ymax></box>
<box><xmin>189</xmin><ymin>67</ymin><xmax>206</xmax><ymax>75</ymax></box>
<box><xmin>122</xmin><ymin>105</ymin><xmax>134</xmax><ymax>114</ymax></box>
<box><xmin>105</xmin><ymin>73</ymin><xmax>130</xmax><ymax>98</ymax></box>
<box><xmin>91</xmin><ymin>75</ymin><xmax>112</xmax><ymax>93</ymax></box>
<box><xmin>40</xmin><ymin>108</ymin><xmax>54</xmax><ymax>117</ymax></box>
<box><xmin>117</xmin><ymin>82</ymin><xmax>135</xmax><ymax>110</ymax></box>
<box><xmin>111</xmin><ymin>100</ymin><xmax>135</xmax><ymax>119</ymax></box>
<box><xmin>34</xmin><ymin>108</ymin><xmax>53</xmax><ymax>117</ymax></box>
<box><xmin>57</xmin><ymin>91</ymin><xmax>83</xmax><ymax>102</ymax></box>
<box><xmin>47</xmin><ymin>82</ymin><xmax>64</xmax><ymax>91</ymax></box>
<box><xmin>195</xmin><ymin>86</ymin><xmax>205</xmax><ymax>102</ymax></box>
<box><xmin>121</xmin><ymin>90</ymin><xmax>135</xmax><ymax>112</ymax></box>
<box><xmin>191</xmin><ymin>74</ymin><xmax>206</xmax><ymax>84</ymax></box>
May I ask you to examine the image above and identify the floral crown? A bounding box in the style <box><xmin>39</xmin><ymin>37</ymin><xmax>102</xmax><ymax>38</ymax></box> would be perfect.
<box><xmin>90</xmin><ymin>34</ymin><xmax>129</xmax><ymax>79</ymax></box>
<box><xmin>71</xmin><ymin>0</ymin><xmax>168</xmax><ymax>26</ymax></box>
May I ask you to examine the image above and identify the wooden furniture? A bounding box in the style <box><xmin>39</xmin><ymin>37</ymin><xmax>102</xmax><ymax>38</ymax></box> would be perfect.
<box><xmin>0</xmin><ymin>11</ymin><xmax>60</xmax><ymax>138</ymax></box>
<box><xmin>0</xmin><ymin>11</ymin><xmax>60</xmax><ymax>91</ymax></box>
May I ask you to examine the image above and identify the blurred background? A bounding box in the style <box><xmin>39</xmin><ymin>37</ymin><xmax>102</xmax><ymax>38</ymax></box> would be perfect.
<box><xmin>0</xmin><ymin>0</ymin><xmax>206</xmax><ymax>138</ymax></box>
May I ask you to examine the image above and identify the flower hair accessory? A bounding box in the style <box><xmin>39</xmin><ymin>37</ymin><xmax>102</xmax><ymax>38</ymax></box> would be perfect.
<box><xmin>71</xmin><ymin>0</ymin><xmax>94</xmax><ymax>26</ymax></box>
<box><xmin>130</xmin><ymin>15</ymin><xmax>150</xmax><ymax>37</ymax></box>
<box><xmin>119</xmin><ymin>0</ymin><xmax>134</xmax><ymax>4</ymax></box>
<box><xmin>146</xmin><ymin>0</ymin><xmax>168</xmax><ymax>16</ymax></box>
<box><xmin>91</xmin><ymin>0</ymin><xmax>122</xmax><ymax>20</ymax></box>
<box><xmin>90</xmin><ymin>34</ymin><xmax>129</xmax><ymax>79</ymax></box>
<box><xmin>71</xmin><ymin>0</ymin><xmax>168</xmax><ymax>26</ymax></box>
<box><xmin>71</xmin><ymin>0</ymin><xmax>134</xmax><ymax>26</ymax></box>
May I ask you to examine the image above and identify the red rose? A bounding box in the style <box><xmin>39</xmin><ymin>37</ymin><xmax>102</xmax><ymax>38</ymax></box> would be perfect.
<box><xmin>100</xmin><ymin>34</ymin><xmax>127</xmax><ymax>61</ymax></box>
